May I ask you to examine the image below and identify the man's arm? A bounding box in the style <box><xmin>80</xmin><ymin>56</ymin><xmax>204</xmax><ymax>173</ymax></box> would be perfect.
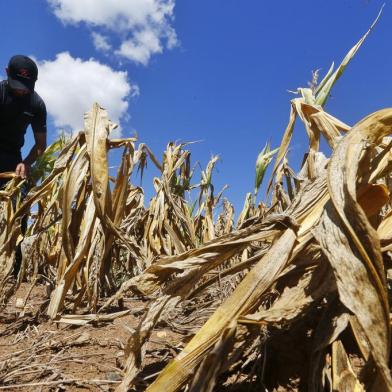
<box><xmin>15</xmin><ymin>132</ymin><xmax>47</xmax><ymax>178</ymax></box>
<box><xmin>15</xmin><ymin>98</ymin><xmax>47</xmax><ymax>179</ymax></box>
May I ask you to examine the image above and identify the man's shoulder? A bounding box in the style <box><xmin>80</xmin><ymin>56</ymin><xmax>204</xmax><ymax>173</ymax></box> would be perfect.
<box><xmin>31</xmin><ymin>91</ymin><xmax>46</xmax><ymax>112</ymax></box>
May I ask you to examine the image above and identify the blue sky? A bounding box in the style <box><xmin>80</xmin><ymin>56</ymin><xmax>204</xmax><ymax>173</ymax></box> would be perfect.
<box><xmin>1</xmin><ymin>0</ymin><xmax>391</xmax><ymax>212</ymax></box>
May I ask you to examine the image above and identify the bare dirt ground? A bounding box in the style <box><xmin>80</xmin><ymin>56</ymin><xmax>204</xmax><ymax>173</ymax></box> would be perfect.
<box><xmin>0</xmin><ymin>284</ymin><xmax>366</xmax><ymax>392</ymax></box>
<box><xmin>0</xmin><ymin>283</ymin><xmax>185</xmax><ymax>391</ymax></box>
<box><xmin>0</xmin><ymin>285</ymin><xmax>261</xmax><ymax>392</ymax></box>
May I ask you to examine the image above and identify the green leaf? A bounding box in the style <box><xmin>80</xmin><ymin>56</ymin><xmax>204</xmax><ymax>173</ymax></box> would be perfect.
<box><xmin>254</xmin><ymin>142</ymin><xmax>279</xmax><ymax>197</ymax></box>
<box><xmin>315</xmin><ymin>6</ymin><xmax>384</xmax><ymax>107</ymax></box>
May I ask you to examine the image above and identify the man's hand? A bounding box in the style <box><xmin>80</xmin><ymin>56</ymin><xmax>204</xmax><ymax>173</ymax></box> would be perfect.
<box><xmin>15</xmin><ymin>162</ymin><xmax>30</xmax><ymax>179</ymax></box>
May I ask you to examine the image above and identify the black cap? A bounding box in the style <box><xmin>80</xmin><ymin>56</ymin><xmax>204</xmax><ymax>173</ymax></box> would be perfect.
<box><xmin>7</xmin><ymin>55</ymin><xmax>38</xmax><ymax>92</ymax></box>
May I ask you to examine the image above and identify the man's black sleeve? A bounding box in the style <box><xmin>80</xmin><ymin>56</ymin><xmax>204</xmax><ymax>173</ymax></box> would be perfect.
<box><xmin>31</xmin><ymin>99</ymin><xmax>47</xmax><ymax>134</ymax></box>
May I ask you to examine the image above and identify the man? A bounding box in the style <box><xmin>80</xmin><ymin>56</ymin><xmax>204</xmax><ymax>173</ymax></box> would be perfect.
<box><xmin>0</xmin><ymin>55</ymin><xmax>47</xmax><ymax>187</ymax></box>
<box><xmin>0</xmin><ymin>55</ymin><xmax>47</xmax><ymax>277</ymax></box>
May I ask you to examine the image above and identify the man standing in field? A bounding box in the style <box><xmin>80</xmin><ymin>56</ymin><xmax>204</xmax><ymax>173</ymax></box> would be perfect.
<box><xmin>0</xmin><ymin>55</ymin><xmax>47</xmax><ymax>276</ymax></box>
<box><xmin>0</xmin><ymin>55</ymin><xmax>47</xmax><ymax>187</ymax></box>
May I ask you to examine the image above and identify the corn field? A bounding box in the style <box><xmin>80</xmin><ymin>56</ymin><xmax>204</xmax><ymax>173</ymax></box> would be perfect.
<box><xmin>1</xmin><ymin>12</ymin><xmax>392</xmax><ymax>392</ymax></box>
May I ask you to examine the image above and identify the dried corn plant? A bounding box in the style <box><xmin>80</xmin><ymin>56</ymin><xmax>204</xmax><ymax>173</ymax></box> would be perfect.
<box><xmin>0</xmin><ymin>8</ymin><xmax>391</xmax><ymax>392</ymax></box>
<box><xmin>0</xmin><ymin>102</ymin><xmax>234</xmax><ymax>316</ymax></box>
<box><xmin>112</xmin><ymin>10</ymin><xmax>392</xmax><ymax>392</ymax></box>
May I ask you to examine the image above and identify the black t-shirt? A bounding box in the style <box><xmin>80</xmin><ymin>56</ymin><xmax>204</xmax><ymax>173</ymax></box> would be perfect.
<box><xmin>0</xmin><ymin>80</ymin><xmax>47</xmax><ymax>171</ymax></box>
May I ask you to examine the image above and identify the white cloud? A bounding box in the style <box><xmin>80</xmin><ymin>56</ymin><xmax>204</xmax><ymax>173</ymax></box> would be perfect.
<box><xmin>48</xmin><ymin>0</ymin><xmax>178</xmax><ymax>65</ymax></box>
<box><xmin>116</xmin><ymin>29</ymin><xmax>162</xmax><ymax>66</ymax></box>
<box><xmin>91</xmin><ymin>32</ymin><xmax>112</xmax><ymax>52</ymax></box>
<box><xmin>35</xmin><ymin>52</ymin><xmax>139</xmax><ymax>136</ymax></box>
